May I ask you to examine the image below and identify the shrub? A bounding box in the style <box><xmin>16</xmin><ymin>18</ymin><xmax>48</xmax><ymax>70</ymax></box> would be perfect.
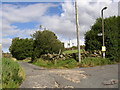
<box><xmin>2</xmin><ymin>58</ymin><xmax>25</xmax><ymax>88</ymax></box>
<box><xmin>9</xmin><ymin>38</ymin><xmax>33</xmax><ymax>60</ymax></box>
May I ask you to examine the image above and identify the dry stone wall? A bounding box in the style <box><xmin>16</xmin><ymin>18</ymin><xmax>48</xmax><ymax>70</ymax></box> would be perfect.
<box><xmin>41</xmin><ymin>50</ymin><xmax>102</xmax><ymax>61</ymax></box>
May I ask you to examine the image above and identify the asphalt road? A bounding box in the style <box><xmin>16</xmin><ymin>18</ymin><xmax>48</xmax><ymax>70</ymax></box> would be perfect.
<box><xmin>18</xmin><ymin>62</ymin><xmax>119</xmax><ymax>88</ymax></box>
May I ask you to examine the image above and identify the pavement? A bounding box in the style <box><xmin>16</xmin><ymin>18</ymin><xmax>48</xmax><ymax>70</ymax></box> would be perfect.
<box><xmin>18</xmin><ymin>62</ymin><xmax>119</xmax><ymax>88</ymax></box>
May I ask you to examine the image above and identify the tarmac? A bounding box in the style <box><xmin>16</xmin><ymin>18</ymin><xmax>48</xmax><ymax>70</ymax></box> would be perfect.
<box><xmin>19</xmin><ymin>62</ymin><xmax>119</xmax><ymax>88</ymax></box>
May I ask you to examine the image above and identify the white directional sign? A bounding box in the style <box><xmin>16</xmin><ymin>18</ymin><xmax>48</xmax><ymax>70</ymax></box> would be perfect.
<box><xmin>97</xmin><ymin>33</ymin><xmax>102</xmax><ymax>36</ymax></box>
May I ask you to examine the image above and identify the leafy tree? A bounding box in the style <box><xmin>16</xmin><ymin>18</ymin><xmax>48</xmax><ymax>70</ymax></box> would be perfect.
<box><xmin>85</xmin><ymin>16</ymin><xmax>119</xmax><ymax>61</ymax></box>
<box><xmin>9</xmin><ymin>37</ymin><xmax>33</xmax><ymax>60</ymax></box>
<box><xmin>31</xmin><ymin>30</ymin><xmax>64</xmax><ymax>58</ymax></box>
<box><xmin>9</xmin><ymin>30</ymin><xmax>64</xmax><ymax>61</ymax></box>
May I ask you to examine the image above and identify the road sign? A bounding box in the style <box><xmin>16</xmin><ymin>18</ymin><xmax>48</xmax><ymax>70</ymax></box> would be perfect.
<box><xmin>97</xmin><ymin>33</ymin><xmax>102</xmax><ymax>36</ymax></box>
<box><xmin>102</xmin><ymin>46</ymin><xmax>106</xmax><ymax>51</ymax></box>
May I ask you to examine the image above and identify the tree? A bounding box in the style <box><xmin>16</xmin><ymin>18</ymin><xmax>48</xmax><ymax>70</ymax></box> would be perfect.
<box><xmin>85</xmin><ymin>16</ymin><xmax>119</xmax><ymax>61</ymax></box>
<box><xmin>31</xmin><ymin>30</ymin><xmax>64</xmax><ymax>58</ymax></box>
<box><xmin>9</xmin><ymin>37</ymin><xmax>33</xmax><ymax>60</ymax></box>
<box><xmin>9</xmin><ymin>30</ymin><xmax>64</xmax><ymax>61</ymax></box>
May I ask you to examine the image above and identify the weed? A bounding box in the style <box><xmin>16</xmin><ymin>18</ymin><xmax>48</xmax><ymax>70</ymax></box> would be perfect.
<box><xmin>33</xmin><ymin>58</ymin><xmax>77</xmax><ymax>69</ymax></box>
<box><xmin>80</xmin><ymin>57</ymin><xmax>114</xmax><ymax>67</ymax></box>
<box><xmin>2</xmin><ymin>58</ymin><xmax>25</xmax><ymax>88</ymax></box>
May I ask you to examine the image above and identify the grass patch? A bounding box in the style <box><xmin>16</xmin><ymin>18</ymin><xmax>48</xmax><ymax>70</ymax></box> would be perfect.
<box><xmin>63</xmin><ymin>50</ymin><xmax>78</xmax><ymax>54</ymax></box>
<box><xmin>33</xmin><ymin>58</ymin><xmax>77</xmax><ymax>69</ymax></box>
<box><xmin>80</xmin><ymin>57</ymin><xmax>115</xmax><ymax>67</ymax></box>
<box><xmin>63</xmin><ymin>49</ymin><xmax>85</xmax><ymax>54</ymax></box>
<box><xmin>2</xmin><ymin>58</ymin><xmax>25</xmax><ymax>88</ymax></box>
<box><xmin>32</xmin><ymin>57</ymin><xmax>116</xmax><ymax>69</ymax></box>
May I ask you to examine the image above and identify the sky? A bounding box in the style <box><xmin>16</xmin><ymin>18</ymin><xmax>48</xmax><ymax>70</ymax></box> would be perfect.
<box><xmin>1</xmin><ymin>0</ymin><xmax>119</xmax><ymax>52</ymax></box>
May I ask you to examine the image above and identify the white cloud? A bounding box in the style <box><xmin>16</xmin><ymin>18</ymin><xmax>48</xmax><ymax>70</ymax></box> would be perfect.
<box><xmin>118</xmin><ymin>1</ymin><xmax>120</xmax><ymax>16</ymax></box>
<box><xmin>2</xmin><ymin>38</ymin><xmax>12</xmax><ymax>49</ymax></box>
<box><xmin>1</xmin><ymin>3</ymin><xmax>56</xmax><ymax>52</ymax></box>
<box><xmin>2</xmin><ymin>3</ymin><xmax>56</xmax><ymax>23</ymax></box>
<box><xmin>40</xmin><ymin>1</ymin><xmax>117</xmax><ymax>40</ymax></box>
<box><xmin>1</xmin><ymin>1</ymin><xmax>118</xmax><ymax>52</ymax></box>
<box><xmin>2</xmin><ymin>3</ymin><xmax>57</xmax><ymax>36</ymax></box>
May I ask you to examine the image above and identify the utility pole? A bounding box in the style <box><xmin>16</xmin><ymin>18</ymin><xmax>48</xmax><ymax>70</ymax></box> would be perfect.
<box><xmin>75</xmin><ymin>0</ymin><xmax>81</xmax><ymax>62</ymax></box>
<box><xmin>101</xmin><ymin>7</ymin><xmax>107</xmax><ymax>58</ymax></box>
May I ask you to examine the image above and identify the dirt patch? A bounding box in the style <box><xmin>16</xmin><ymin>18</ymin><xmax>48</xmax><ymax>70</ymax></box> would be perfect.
<box><xmin>49</xmin><ymin>70</ymin><xmax>87</xmax><ymax>83</ymax></box>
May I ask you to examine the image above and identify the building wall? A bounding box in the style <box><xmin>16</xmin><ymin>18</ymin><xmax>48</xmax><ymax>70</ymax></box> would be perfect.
<box><xmin>64</xmin><ymin>40</ymin><xmax>75</xmax><ymax>48</ymax></box>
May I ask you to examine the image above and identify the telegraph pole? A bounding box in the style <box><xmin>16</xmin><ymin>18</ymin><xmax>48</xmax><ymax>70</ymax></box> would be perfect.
<box><xmin>75</xmin><ymin>0</ymin><xmax>81</xmax><ymax>62</ymax></box>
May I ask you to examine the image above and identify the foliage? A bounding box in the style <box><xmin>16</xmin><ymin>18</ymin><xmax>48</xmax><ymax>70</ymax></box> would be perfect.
<box><xmin>2</xmin><ymin>58</ymin><xmax>25</xmax><ymax>88</ymax></box>
<box><xmin>71</xmin><ymin>46</ymin><xmax>77</xmax><ymax>49</ymax></box>
<box><xmin>80</xmin><ymin>57</ymin><xmax>114</xmax><ymax>67</ymax></box>
<box><xmin>9</xmin><ymin>38</ymin><xmax>33</xmax><ymax>60</ymax></box>
<box><xmin>31</xmin><ymin>30</ymin><xmax>64</xmax><ymax>58</ymax></box>
<box><xmin>85</xmin><ymin>16</ymin><xmax>119</xmax><ymax>61</ymax></box>
<box><xmin>32</xmin><ymin>57</ymin><xmax>116</xmax><ymax>69</ymax></box>
<box><xmin>9</xmin><ymin>30</ymin><xmax>64</xmax><ymax>61</ymax></box>
<box><xmin>33</xmin><ymin>58</ymin><xmax>77</xmax><ymax>69</ymax></box>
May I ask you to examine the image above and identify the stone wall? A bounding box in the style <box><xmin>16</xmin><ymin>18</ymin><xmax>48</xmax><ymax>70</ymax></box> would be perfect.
<box><xmin>41</xmin><ymin>50</ymin><xmax>102</xmax><ymax>61</ymax></box>
<box><xmin>2</xmin><ymin>53</ymin><xmax>12</xmax><ymax>58</ymax></box>
<box><xmin>41</xmin><ymin>53</ymin><xmax>72</xmax><ymax>61</ymax></box>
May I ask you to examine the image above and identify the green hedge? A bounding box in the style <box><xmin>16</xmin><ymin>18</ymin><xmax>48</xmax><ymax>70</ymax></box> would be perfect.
<box><xmin>2</xmin><ymin>58</ymin><xmax>25</xmax><ymax>88</ymax></box>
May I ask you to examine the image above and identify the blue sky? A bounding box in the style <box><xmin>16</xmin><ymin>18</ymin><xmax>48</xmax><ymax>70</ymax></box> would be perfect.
<box><xmin>2</xmin><ymin>2</ymin><xmax>65</xmax><ymax>52</ymax></box>
<box><xmin>3</xmin><ymin>2</ymin><xmax>63</xmax><ymax>29</ymax></box>
<box><xmin>11</xmin><ymin>22</ymin><xmax>39</xmax><ymax>30</ymax></box>
<box><xmin>1</xmin><ymin>0</ymin><xmax>118</xmax><ymax>52</ymax></box>
<box><xmin>8</xmin><ymin>2</ymin><xmax>64</xmax><ymax>31</ymax></box>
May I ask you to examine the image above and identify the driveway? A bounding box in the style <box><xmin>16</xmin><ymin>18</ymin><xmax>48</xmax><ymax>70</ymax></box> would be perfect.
<box><xmin>18</xmin><ymin>62</ymin><xmax>119</xmax><ymax>88</ymax></box>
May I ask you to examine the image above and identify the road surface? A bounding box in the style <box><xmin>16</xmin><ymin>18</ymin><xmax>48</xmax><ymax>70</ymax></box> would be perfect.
<box><xmin>19</xmin><ymin>62</ymin><xmax>119</xmax><ymax>88</ymax></box>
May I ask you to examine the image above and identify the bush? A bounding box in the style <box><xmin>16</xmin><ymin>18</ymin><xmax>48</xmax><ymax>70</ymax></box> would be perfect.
<box><xmin>80</xmin><ymin>57</ymin><xmax>114</xmax><ymax>67</ymax></box>
<box><xmin>9</xmin><ymin>38</ymin><xmax>33</xmax><ymax>60</ymax></box>
<box><xmin>2</xmin><ymin>58</ymin><xmax>25</xmax><ymax>88</ymax></box>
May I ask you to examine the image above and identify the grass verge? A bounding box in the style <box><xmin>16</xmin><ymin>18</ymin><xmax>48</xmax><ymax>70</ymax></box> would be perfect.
<box><xmin>80</xmin><ymin>57</ymin><xmax>115</xmax><ymax>67</ymax></box>
<box><xmin>33</xmin><ymin>58</ymin><xmax>77</xmax><ymax>69</ymax></box>
<box><xmin>32</xmin><ymin>57</ymin><xmax>116</xmax><ymax>69</ymax></box>
<box><xmin>2</xmin><ymin>58</ymin><xmax>25</xmax><ymax>88</ymax></box>
<box><xmin>63</xmin><ymin>49</ymin><xmax>84</xmax><ymax>54</ymax></box>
